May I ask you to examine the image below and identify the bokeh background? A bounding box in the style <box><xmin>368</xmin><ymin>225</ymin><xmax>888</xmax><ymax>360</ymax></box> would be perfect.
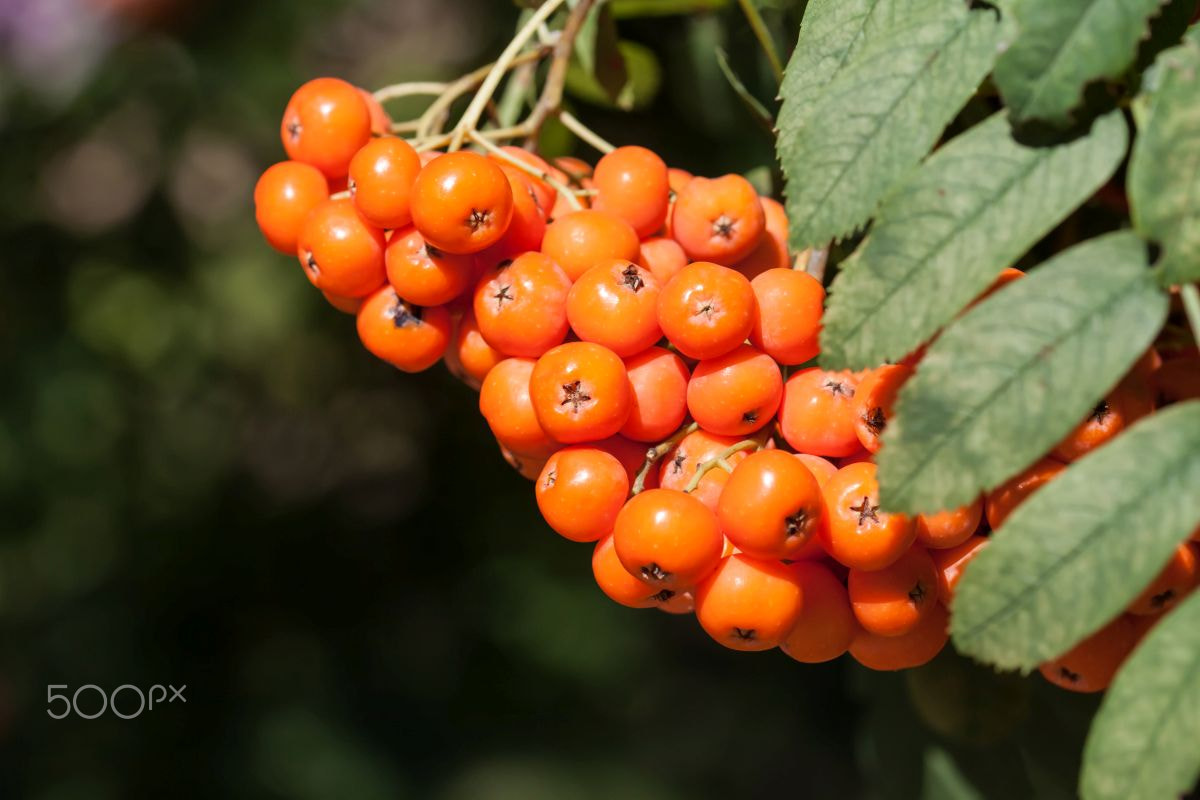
<box><xmin>0</xmin><ymin>1</ymin><xmax>1104</xmax><ymax>797</ymax></box>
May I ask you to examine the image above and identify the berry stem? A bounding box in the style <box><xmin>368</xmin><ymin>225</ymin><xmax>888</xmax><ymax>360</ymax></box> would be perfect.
<box><xmin>804</xmin><ymin>246</ymin><xmax>830</xmax><ymax>284</ymax></box>
<box><xmin>521</xmin><ymin>0</ymin><xmax>597</xmax><ymax>148</ymax></box>
<box><xmin>558</xmin><ymin>109</ymin><xmax>615</xmax><ymax>154</ymax></box>
<box><xmin>373</xmin><ymin>81</ymin><xmax>448</xmax><ymax>103</ymax></box>
<box><xmin>1182</xmin><ymin>283</ymin><xmax>1200</xmax><ymax>346</ymax></box>
<box><xmin>416</xmin><ymin>45</ymin><xmax>553</xmax><ymax>141</ymax></box>
<box><xmin>467</xmin><ymin>128</ymin><xmax>584</xmax><ymax>211</ymax></box>
<box><xmin>683</xmin><ymin>438</ymin><xmax>761</xmax><ymax>494</ymax></box>
<box><xmin>736</xmin><ymin>0</ymin><xmax>784</xmax><ymax>83</ymax></box>
<box><xmin>632</xmin><ymin>421</ymin><xmax>701</xmax><ymax>495</ymax></box>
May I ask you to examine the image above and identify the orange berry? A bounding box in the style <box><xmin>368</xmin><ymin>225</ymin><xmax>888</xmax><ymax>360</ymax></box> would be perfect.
<box><xmin>671</xmin><ymin>174</ymin><xmax>765</xmax><ymax>264</ymax></box>
<box><xmin>694</xmin><ymin>554</ymin><xmax>805</xmax><ymax>651</ymax></box>
<box><xmin>536</xmin><ymin>446</ymin><xmax>630</xmax><ymax>542</ymax></box>
<box><xmin>594</xmin><ymin>435</ymin><xmax>657</xmax><ymax>487</ymax></box>
<box><xmin>658</xmin><ymin>429</ymin><xmax>751</xmax><ymax>512</ymax></box>
<box><xmin>970</xmin><ymin>267</ymin><xmax>1025</xmax><ymax>307</ymax></box>
<box><xmin>734</xmin><ymin>197</ymin><xmax>790</xmax><ymax>278</ymax></box>
<box><xmin>499</xmin><ymin>444</ymin><xmax>546</xmax><ymax>481</ymax></box>
<box><xmin>541</xmin><ymin>209</ymin><xmax>640</xmax><ymax>281</ymax></box>
<box><xmin>384</xmin><ymin>226</ymin><xmax>475</xmax><ymax>307</ymax></box>
<box><xmin>592</xmin><ymin>533</ymin><xmax>677</xmax><ymax>609</ymax></box>
<box><xmin>566</xmin><ymin>260</ymin><xmax>663</xmax><ymax>357</ymax></box>
<box><xmin>820</xmin><ymin>462</ymin><xmax>916</xmax><ymax>571</ymax></box>
<box><xmin>1039</xmin><ymin>614</ymin><xmax>1142</xmax><ymax>693</ymax></box>
<box><xmin>778</xmin><ymin>368</ymin><xmax>862</xmax><ymax>457</ymax></box>
<box><xmin>479</xmin><ymin>357</ymin><xmax>558</xmax><ymax>458</ymax></box>
<box><xmin>985</xmin><ymin>457</ymin><xmax>1067</xmax><ymax>530</ymax></box>
<box><xmin>613</xmin><ymin>488</ymin><xmax>724</xmax><ymax>590</ymax></box>
<box><xmin>781</xmin><ymin>561</ymin><xmax>858</xmax><ymax>663</ymax></box>
<box><xmin>488</xmin><ymin>146</ymin><xmax>561</xmax><ymax>211</ymax></box>
<box><xmin>667</xmin><ymin>167</ymin><xmax>693</xmax><ymax>195</ymax></box>
<box><xmin>296</xmin><ymin>197</ymin><xmax>387</xmax><ymax>298</ymax></box>
<box><xmin>687</xmin><ymin>344</ymin><xmax>782</xmax><ymax>437</ymax></box>
<box><xmin>852</xmin><ymin>364</ymin><xmax>913</xmax><ymax>454</ymax></box>
<box><xmin>1051</xmin><ymin>385</ymin><xmax>1151</xmax><ymax>462</ymax></box>
<box><xmin>915</xmin><ymin>498</ymin><xmax>983</xmax><ymax>550</ymax></box>
<box><xmin>848</xmin><ymin>547</ymin><xmax>938</xmax><ymax>637</ymax></box>
<box><xmin>280</xmin><ymin>77</ymin><xmax>372</xmax><ymax>179</ymax></box>
<box><xmin>321</xmin><ymin>290</ymin><xmax>363</xmax><ymax>315</ymax></box>
<box><xmin>621</xmin><ymin>347</ymin><xmax>690</xmax><ymax>442</ymax></box>
<box><xmin>794</xmin><ymin>454</ymin><xmax>838</xmax><ymax>487</ymax></box>
<box><xmin>716</xmin><ymin>449</ymin><xmax>825</xmax><ymax>561</ymax></box>
<box><xmin>357</xmin><ymin>88</ymin><xmax>392</xmax><ymax>134</ymax></box>
<box><xmin>410</xmin><ymin>151</ymin><xmax>514</xmax><ymax>254</ymax></box>
<box><xmin>1153</xmin><ymin>355</ymin><xmax>1200</xmax><ymax>403</ymax></box>
<box><xmin>254</xmin><ymin>161</ymin><xmax>330</xmax><ymax>254</ymax></box>
<box><xmin>554</xmin><ymin>155</ymin><xmax>593</xmax><ymax>182</ymax></box>
<box><xmin>348</xmin><ymin>137</ymin><xmax>422</xmax><ymax>229</ymax></box>
<box><xmin>638</xmin><ymin>236</ymin><xmax>689</xmax><ymax>286</ymax></box>
<box><xmin>1128</xmin><ymin>542</ymin><xmax>1199</xmax><ymax>616</ymax></box>
<box><xmin>930</xmin><ymin>535</ymin><xmax>988</xmax><ymax>605</ymax></box>
<box><xmin>473</xmin><ymin>251</ymin><xmax>571</xmax><ymax>357</ymax></box>
<box><xmin>450</xmin><ymin>310</ymin><xmax>504</xmax><ymax>389</ymax></box>
<box><xmin>748</xmin><ymin>268</ymin><xmax>824</xmax><ymax>366</ymax></box>
<box><xmin>592</xmin><ymin>145</ymin><xmax>670</xmax><ymax>237</ymax></box>
<box><xmin>355</xmin><ymin>287</ymin><xmax>450</xmax><ymax>372</ymax></box>
<box><xmin>475</xmin><ymin>171</ymin><xmax>547</xmax><ymax>267</ymax></box>
<box><xmin>529</xmin><ymin>342</ymin><xmax>632</xmax><ymax>443</ymax></box>
<box><xmin>850</xmin><ymin>603</ymin><xmax>949</xmax><ymax>671</ymax></box>
<box><xmin>656</xmin><ymin>261</ymin><xmax>756</xmax><ymax>360</ymax></box>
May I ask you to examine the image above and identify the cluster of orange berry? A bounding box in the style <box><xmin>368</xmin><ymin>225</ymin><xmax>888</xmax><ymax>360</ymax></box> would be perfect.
<box><xmin>254</xmin><ymin>77</ymin><xmax>1200</xmax><ymax>682</ymax></box>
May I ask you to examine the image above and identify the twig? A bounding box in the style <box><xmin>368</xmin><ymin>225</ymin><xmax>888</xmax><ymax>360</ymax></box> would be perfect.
<box><xmin>558</xmin><ymin>109</ymin><xmax>616</xmax><ymax>153</ymax></box>
<box><xmin>1182</xmin><ymin>284</ymin><xmax>1200</xmax><ymax>346</ymax></box>
<box><xmin>521</xmin><ymin>0</ymin><xmax>596</xmax><ymax>148</ymax></box>
<box><xmin>467</xmin><ymin>129</ymin><xmax>583</xmax><ymax>211</ymax></box>
<box><xmin>373</xmin><ymin>81</ymin><xmax>447</xmax><ymax>103</ymax></box>
<box><xmin>737</xmin><ymin>0</ymin><xmax>783</xmax><ymax>84</ymax></box>
<box><xmin>416</xmin><ymin>46</ymin><xmax>551</xmax><ymax>140</ymax></box>
<box><xmin>632</xmin><ymin>422</ymin><xmax>700</xmax><ymax>495</ymax></box>
<box><xmin>683</xmin><ymin>439</ymin><xmax>761</xmax><ymax>493</ymax></box>
<box><xmin>805</xmin><ymin>246</ymin><xmax>830</xmax><ymax>283</ymax></box>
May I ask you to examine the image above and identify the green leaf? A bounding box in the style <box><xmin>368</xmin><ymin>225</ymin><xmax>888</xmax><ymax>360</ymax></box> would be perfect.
<box><xmin>993</xmin><ymin>0</ymin><xmax>1169</xmax><ymax>126</ymax></box>
<box><xmin>877</xmin><ymin>231</ymin><xmax>1167</xmax><ymax>513</ymax></box>
<box><xmin>610</xmin><ymin>0</ymin><xmax>730</xmax><ymax>16</ymax></box>
<box><xmin>950</xmin><ymin>401</ymin><xmax>1200</xmax><ymax>671</ymax></box>
<box><xmin>564</xmin><ymin>40</ymin><xmax>661</xmax><ymax>110</ymax></box>
<box><xmin>574</xmin><ymin>2</ymin><xmax>627</xmax><ymax>103</ymax></box>
<box><xmin>777</xmin><ymin>0</ymin><xmax>1003</xmax><ymax>250</ymax></box>
<box><xmin>1081</xmin><ymin>589</ymin><xmax>1200</xmax><ymax>800</ymax></box>
<box><xmin>1129</xmin><ymin>29</ymin><xmax>1200</xmax><ymax>285</ymax></box>
<box><xmin>820</xmin><ymin>110</ymin><xmax>1128</xmax><ymax>371</ymax></box>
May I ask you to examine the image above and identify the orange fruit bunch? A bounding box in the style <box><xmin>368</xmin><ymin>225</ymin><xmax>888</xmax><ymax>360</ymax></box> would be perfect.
<box><xmin>254</xmin><ymin>77</ymin><xmax>1200</xmax><ymax>681</ymax></box>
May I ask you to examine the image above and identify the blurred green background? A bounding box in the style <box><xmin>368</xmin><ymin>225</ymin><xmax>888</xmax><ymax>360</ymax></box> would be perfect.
<box><xmin>0</xmin><ymin>1</ymin><xmax>1105</xmax><ymax>797</ymax></box>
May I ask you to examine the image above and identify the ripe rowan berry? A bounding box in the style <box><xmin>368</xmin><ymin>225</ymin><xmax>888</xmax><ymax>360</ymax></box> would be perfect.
<box><xmin>716</xmin><ymin>450</ymin><xmax>825</xmax><ymax>561</ymax></box>
<box><xmin>778</xmin><ymin>368</ymin><xmax>862</xmax><ymax>458</ymax></box>
<box><xmin>970</xmin><ymin>267</ymin><xmax>1025</xmax><ymax>307</ymax></box>
<box><xmin>592</xmin><ymin>533</ymin><xmax>678</xmax><ymax>609</ymax></box>
<box><xmin>322</xmin><ymin>290</ymin><xmax>363</xmax><ymax>315</ymax></box>
<box><xmin>358</xmin><ymin>87</ymin><xmax>392</xmax><ymax>135</ymax></box>
<box><xmin>348</xmin><ymin>136</ymin><xmax>422</xmax><ymax>229</ymax></box>
<box><xmin>850</xmin><ymin>602</ymin><xmax>949</xmax><ymax>671</ymax></box>
<box><xmin>671</xmin><ymin>174</ymin><xmax>766</xmax><ymax>264</ymax></box>
<box><xmin>384</xmin><ymin>226</ymin><xmax>475</xmax><ymax>307</ymax></box>
<box><xmin>500</xmin><ymin>444</ymin><xmax>547</xmax><ymax>481</ymax></box>
<box><xmin>529</xmin><ymin>341</ymin><xmax>632</xmax><ymax>443</ymax></box>
<box><xmin>479</xmin><ymin>357</ymin><xmax>559</xmax><ymax>458</ymax></box>
<box><xmin>848</xmin><ymin>547</ymin><xmax>938</xmax><ymax>637</ymax></box>
<box><xmin>566</xmin><ymin>260</ymin><xmax>663</xmax><ymax>357</ymax></box>
<box><xmin>694</xmin><ymin>553</ymin><xmax>805</xmax><ymax>651</ymax></box>
<box><xmin>489</xmin><ymin>146</ymin><xmax>563</xmax><ymax>212</ymax></box>
<box><xmin>450</xmin><ymin>310</ymin><xmax>504</xmax><ymax>390</ymax></box>
<box><xmin>1051</xmin><ymin>384</ymin><xmax>1150</xmax><ymax>462</ymax></box>
<box><xmin>657</xmin><ymin>590</ymin><xmax>695</xmax><ymax>614</ymax></box>
<box><xmin>915</xmin><ymin>498</ymin><xmax>983</xmax><ymax>550</ymax></box>
<box><xmin>658</xmin><ymin>429</ymin><xmax>752</xmax><ymax>511</ymax></box>
<box><xmin>621</xmin><ymin>347</ymin><xmax>690</xmax><ymax>442</ymax></box>
<box><xmin>355</xmin><ymin>286</ymin><xmax>450</xmax><ymax>372</ymax></box>
<box><xmin>852</xmin><ymin>364</ymin><xmax>913</xmax><ymax>454</ymax></box>
<box><xmin>476</xmin><ymin>172</ymin><xmax>547</xmax><ymax>268</ymax></box>
<box><xmin>473</xmin><ymin>251</ymin><xmax>571</xmax><ymax>357</ymax></box>
<box><xmin>748</xmin><ymin>268</ymin><xmax>824</xmax><ymax>366</ymax></box>
<box><xmin>984</xmin><ymin>457</ymin><xmax>1066</xmax><ymax>530</ymax></box>
<box><xmin>930</xmin><ymin>535</ymin><xmax>987</xmax><ymax>605</ymax></box>
<box><xmin>281</xmin><ymin>78</ymin><xmax>372</xmax><ymax>179</ymax></box>
<box><xmin>594</xmin><ymin>435</ymin><xmax>657</xmax><ymax>486</ymax></box>
<box><xmin>541</xmin><ymin>209</ymin><xmax>640</xmax><ymax>281</ymax></box>
<box><xmin>794</xmin><ymin>453</ymin><xmax>838</xmax><ymax>487</ymax></box>
<box><xmin>781</xmin><ymin>561</ymin><xmax>858</xmax><ymax>663</ymax></box>
<box><xmin>1038</xmin><ymin>614</ymin><xmax>1141</xmax><ymax>693</ymax></box>
<box><xmin>296</xmin><ymin>197</ymin><xmax>387</xmax><ymax>298</ymax></box>
<box><xmin>820</xmin><ymin>462</ymin><xmax>916</xmax><ymax>571</ymax></box>
<box><xmin>734</xmin><ymin>197</ymin><xmax>790</xmax><ymax>278</ymax></box>
<box><xmin>613</xmin><ymin>488</ymin><xmax>724</xmax><ymax>590</ymax></box>
<box><xmin>638</xmin><ymin>236</ymin><xmax>688</xmax><ymax>286</ymax></box>
<box><xmin>656</xmin><ymin>261</ymin><xmax>756</xmax><ymax>360</ymax></box>
<box><xmin>410</xmin><ymin>151</ymin><xmax>514</xmax><ymax>254</ymax></box>
<box><xmin>1128</xmin><ymin>542</ymin><xmax>1199</xmax><ymax>616</ymax></box>
<box><xmin>1153</xmin><ymin>355</ymin><xmax>1200</xmax><ymax>403</ymax></box>
<box><xmin>687</xmin><ymin>344</ymin><xmax>782</xmax><ymax>437</ymax></box>
<box><xmin>254</xmin><ymin>161</ymin><xmax>330</xmax><ymax>255</ymax></box>
<box><xmin>536</xmin><ymin>446</ymin><xmax>630</xmax><ymax>543</ymax></box>
<box><xmin>592</xmin><ymin>145</ymin><xmax>670</xmax><ymax>237</ymax></box>
<box><xmin>667</xmin><ymin>167</ymin><xmax>693</xmax><ymax>195</ymax></box>
<box><xmin>554</xmin><ymin>155</ymin><xmax>593</xmax><ymax>183</ymax></box>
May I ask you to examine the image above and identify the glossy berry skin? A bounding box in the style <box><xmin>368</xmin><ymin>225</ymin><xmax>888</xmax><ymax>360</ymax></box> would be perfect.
<box><xmin>621</xmin><ymin>347</ymin><xmax>690</xmax><ymax>442</ymax></box>
<box><xmin>794</xmin><ymin>453</ymin><xmax>838</xmax><ymax>488</ymax></box>
<box><xmin>499</xmin><ymin>445</ymin><xmax>546</xmax><ymax>481</ymax></box>
<box><xmin>658</xmin><ymin>430</ymin><xmax>752</xmax><ymax>512</ymax></box>
<box><xmin>536</xmin><ymin>447</ymin><xmax>630</xmax><ymax>543</ymax></box>
<box><xmin>915</xmin><ymin>498</ymin><xmax>983</xmax><ymax>550</ymax></box>
<box><xmin>671</xmin><ymin>174</ymin><xmax>765</xmax><ymax>264</ymax></box>
<box><xmin>322</xmin><ymin>290</ymin><xmax>363</xmax><ymax>315</ymax></box>
<box><xmin>595</xmin><ymin>435</ymin><xmax>657</xmax><ymax>486</ymax></box>
<box><xmin>566</xmin><ymin>260</ymin><xmax>663</xmax><ymax>357</ymax></box>
<box><xmin>694</xmin><ymin>554</ymin><xmax>805</xmax><ymax>651</ymax></box>
<box><xmin>778</xmin><ymin>368</ymin><xmax>863</xmax><ymax>458</ymax></box>
<box><xmin>280</xmin><ymin>77</ymin><xmax>372</xmax><ymax>179</ymax></box>
<box><xmin>656</xmin><ymin>261</ymin><xmax>756</xmax><ymax>360</ymax></box>
<box><xmin>749</xmin><ymin>268</ymin><xmax>824</xmax><ymax>365</ymax></box>
<box><xmin>475</xmin><ymin>172</ymin><xmax>547</xmax><ymax>266</ymax></box>
<box><xmin>358</xmin><ymin>87</ymin><xmax>392</xmax><ymax>134</ymax></box>
<box><xmin>450</xmin><ymin>310</ymin><xmax>504</xmax><ymax>389</ymax></box>
<box><xmin>473</xmin><ymin>251</ymin><xmax>571</xmax><ymax>358</ymax></box>
<box><xmin>541</xmin><ymin>210</ymin><xmax>641</xmax><ymax>281</ymax></box>
<box><xmin>1051</xmin><ymin>385</ymin><xmax>1149</xmax><ymax>462</ymax></box>
<box><xmin>1039</xmin><ymin>614</ymin><xmax>1142</xmax><ymax>693</ymax></box>
<box><xmin>385</xmin><ymin>226</ymin><xmax>475</xmax><ymax>307</ymax></box>
<box><xmin>735</xmin><ymin>197</ymin><xmax>791</xmax><ymax>279</ymax></box>
<box><xmin>687</xmin><ymin>344</ymin><xmax>782</xmax><ymax>436</ymax></box>
<box><xmin>820</xmin><ymin>462</ymin><xmax>916</xmax><ymax>571</ymax></box>
<box><xmin>592</xmin><ymin>534</ymin><xmax>676</xmax><ymax>609</ymax></box>
<box><xmin>592</xmin><ymin>145</ymin><xmax>671</xmax><ymax>237</ymax></box>
<box><xmin>852</xmin><ymin>364</ymin><xmax>913</xmax><ymax>454</ymax></box>
<box><xmin>850</xmin><ymin>602</ymin><xmax>949</xmax><ymax>671</ymax></box>
<box><xmin>613</xmin><ymin>488</ymin><xmax>724</xmax><ymax>591</ymax></box>
<box><xmin>410</xmin><ymin>151</ymin><xmax>514</xmax><ymax>254</ymax></box>
<box><xmin>781</xmin><ymin>561</ymin><xmax>858</xmax><ymax>663</ymax></box>
<box><xmin>254</xmin><ymin>161</ymin><xmax>330</xmax><ymax>254</ymax></box>
<box><xmin>348</xmin><ymin>137</ymin><xmax>422</xmax><ymax>229</ymax></box>
<box><xmin>529</xmin><ymin>342</ymin><xmax>632</xmax><ymax>443</ymax></box>
<box><xmin>930</xmin><ymin>535</ymin><xmax>987</xmax><ymax>605</ymax></box>
<box><xmin>985</xmin><ymin>457</ymin><xmax>1066</xmax><ymax>530</ymax></box>
<box><xmin>489</xmin><ymin>146</ymin><xmax>561</xmax><ymax>212</ymax></box>
<box><xmin>717</xmin><ymin>450</ymin><xmax>825</xmax><ymax>561</ymax></box>
<box><xmin>355</xmin><ymin>287</ymin><xmax>450</xmax><ymax>372</ymax></box>
<box><xmin>479</xmin><ymin>357</ymin><xmax>559</xmax><ymax>459</ymax></box>
<box><xmin>296</xmin><ymin>198</ymin><xmax>387</xmax><ymax>298</ymax></box>
<box><xmin>848</xmin><ymin>547</ymin><xmax>938</xmax><ymax>637</ymax></box>
<box><xmin>1128</xmin><ymin>542</ymin><xmax>1199</xmax><ymax>616</ymax></box>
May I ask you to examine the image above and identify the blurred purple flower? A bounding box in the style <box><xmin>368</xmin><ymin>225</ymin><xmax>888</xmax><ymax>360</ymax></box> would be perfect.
<box><xmin>0</xmin><ymin>0</ymin><xmax>116</xmax><ymax>101</ymax></box>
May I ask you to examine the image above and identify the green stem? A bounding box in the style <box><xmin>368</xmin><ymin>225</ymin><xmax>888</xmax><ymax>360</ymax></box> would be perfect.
<box><xmin>683</xmin><ymin>438</ymin><xmax>761</xmax><ymax>493</ymax></box>
<box><xmin>631</xmin><ymin>422</ymin><xmax>700</xmax><ymax>495</ymax></box>
<box><xmin>737</xmin><ymin>0</ymin><xmax>783</xmax><ymax>84</ymax></box>
<box><xmin>1182</xmin><ymin>283</ymin><xmax>1200</xmax><ymax>346</ymax></box>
